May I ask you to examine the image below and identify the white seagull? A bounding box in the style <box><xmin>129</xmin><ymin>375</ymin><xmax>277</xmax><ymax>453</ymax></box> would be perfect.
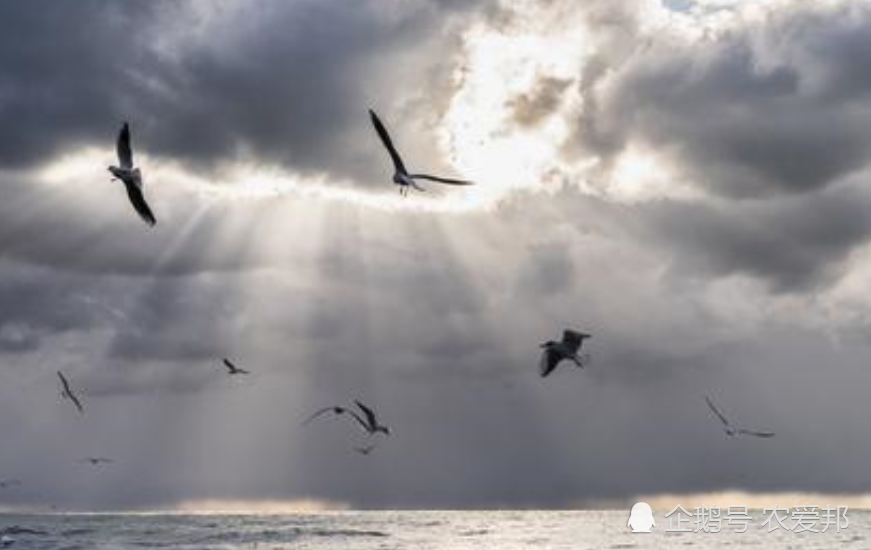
<box><xmin>369</xmin><ymin>109</ymin><xmax>473</xmax><ymax>196</ymax></box>
<box><xmin>57</xmin><ymin>371</ymin><xmax>84</xmax><ymax>414</ymax></box>
<box><xmin>539</xmin><ymin>330</ymin><xmax>591</xmax><ymax>378</ymax></box>
<box><xmin>108</xmin><ymin>122</ymin><xmax>156</xmax><ymax>226</ymax></box>
<box><xmin>222</xmin><ymin>358</ymin><xmax>249</xmax><ymax>376</ymax></box>
<box><xmin>705</xmin><ymin>395</ymin><xmax>774</xmax><ymax>438</ymax></box>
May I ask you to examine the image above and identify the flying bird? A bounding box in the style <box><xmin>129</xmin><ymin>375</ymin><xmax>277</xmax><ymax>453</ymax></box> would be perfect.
<box><xmin>354</xmin><ymin>444</ymin><xmax>376</xmax><ymax>456</ymax></box>
<box><xmin>57</xmin><ymin>371</ymin><xmax>84</xmax><ymax>414</ymax></box>
<box><xmin>222</xmin><ymin>358</ymin><xmax>249</xmax><ymax>376</ymax></box>
<box><xmin>81</xmin><ymin>457</ymin><xmax>114</xmax><ymax>466</ymax></box>
<box><xmin>539</xmin><ymin>330</ymin><xmax>591</xmax><ymax>377</ymax></box>
<box><xmin>302</xmin><ymin>401</ymin><xmax>390</xmax><ymax>436</ymax></box>
<box><xmin>0</xmin><ymin>480</ymin><xmax>21</xmax><ymax>490</ymax></box>
<box><xmin>108</xmin><ymin>122</ymin><xmax>156</xmax><ymax>226</ymax></box>
<box><xmin>705</xmin><ymin>396</ymin><xmax>775</xmax><ymax>438</ymax></box>
<box><xmin>369</xmin><ymin>109</ymin><xmax>473</xmax><ymax>196</ymax></box>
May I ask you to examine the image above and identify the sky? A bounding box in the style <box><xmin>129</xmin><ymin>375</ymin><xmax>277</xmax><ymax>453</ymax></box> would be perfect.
<box><xmin>2</xmin><ymin>0</ymin><xmax>871</xmax><ymax>511</ymax></box>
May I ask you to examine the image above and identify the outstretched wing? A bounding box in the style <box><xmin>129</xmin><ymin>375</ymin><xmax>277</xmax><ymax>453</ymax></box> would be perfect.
<box><xmin>117</xmin><ymin>122</ymin><xmax>133</xmax><ymax>169</ymax></box>
<box><xmin>354</xmin><ymin>400</ymin><xmax>378</xmax><ymax>428</ymax></box>
<box><xmin>409</xmin><ymin>174</ymin><xmax>474</xmax><ymax>186</ymax></box>
<box><xmin>68</xmin><ymin>392</ymin><xmax>84</xmax><ymax>414</ymax></box>
<box><xmin>300</xmin><ymin>407</ymin><xmax>337</xmax><ymax>426</ymax></box>
<box><xmin>124</xmin><ymin>180</ymin><xmax>157</xmax><ymax>226</ymax></box>
<box><xmin>57</xmin><ymin>371</ymin><xmax>71</xmax><ymax>394</ymax></box>
<box><xmin>738</xmin><ymin>428</ymin><xmax>775</xmax><ymax>438</ymax></box>
<box><xmin>345</xmin><ymin>409</ymin><xmax>374</xmax><ymax>434</ymax></box>
<box><xmin>223</xmin><ymin>359</ymin><xmax>237</xmax><ymax>373</ymax></box>
<box><xmin>705</xmin><ymin>396</ymin><xmax>730</xmax><ymax>427</ymax></box>
<box><xmin>539</xmin><ymin>349</ymin><xmax>561</xmax><ymax>378</ymax></box>
<box><xmin>369</xmin><ymin>109</ymin><xmax>407</xmax><ymax>174</ymax></box>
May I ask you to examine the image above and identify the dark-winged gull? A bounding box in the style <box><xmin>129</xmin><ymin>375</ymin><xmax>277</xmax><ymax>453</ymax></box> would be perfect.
<box><xmin>302</xmin><ymin>401</ymin><xmax>390</xmax><ymax>436</ymax></box>
<box><xmin>369</xmin><ymin>109</ymin><xmax>473</xmax><ymax>196</ymax></box>
<box><xmin>705</xmin><ymin>395</ymin><xmax>774</xmax><ymax>438</ymax></box>
<box><xmin>108</xmin><ymin>122</ymin><xmax>156</xmax><ymax>226</ymax></box>
<box><xmin>222</xmin><ymin>358</ymin><xmax>250</xmax><ymax>376</ymax></box>
<box><xmin>57</xmin><ymin>371</ymin><xmax>84</xmax><ymax>414</ymax></box>
<box><xmin>539</xmin><ymin>330</ymin><xmax>591</xmax><ymax>378</ymax></box>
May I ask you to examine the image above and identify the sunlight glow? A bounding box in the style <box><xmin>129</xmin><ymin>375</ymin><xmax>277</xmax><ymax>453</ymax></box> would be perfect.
<box><xmin>443</xmin><ymin>3</ymin><xmax>590</xmax><ymax>204</ymax></box>
<box><xmin>606</xmin><ymin>147</ymin><xmax>697</xmax><ymax>203</ymax></box>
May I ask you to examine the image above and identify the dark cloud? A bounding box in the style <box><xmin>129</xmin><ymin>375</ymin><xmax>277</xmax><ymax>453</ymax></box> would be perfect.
<box><xmin>0</xmin><ymin>1</ymin><xmax>160</xmax><ymax>167</ymax></box>
<box><xmin>0</xmin><ymin>0</ymin><xmax>488</xmax><ymax>186</ymax></box>
<box><xmin>647</xmin><ymin>185</ymin><xmax>871</xmax><ymax>291</ymax></box>
<box><xmin>579</xmin><ymin>2</ymin><xmax>871</xmax><ymax>197</ymax></box>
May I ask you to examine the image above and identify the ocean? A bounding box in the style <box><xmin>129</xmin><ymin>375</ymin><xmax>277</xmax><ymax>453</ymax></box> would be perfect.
<box><xmin>0</xmin><ymin>510</ymin><xmax>865</xmax><ymax>549</ymax></box>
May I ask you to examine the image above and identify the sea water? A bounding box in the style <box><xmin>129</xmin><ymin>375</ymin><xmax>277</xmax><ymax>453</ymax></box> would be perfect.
<box><xmin>0</xmin><ymin>510</ymin><xmax>865</xmax><ymax>549</ymax></box>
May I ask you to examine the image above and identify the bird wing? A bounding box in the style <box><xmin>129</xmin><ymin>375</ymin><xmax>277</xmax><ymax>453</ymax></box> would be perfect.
<box><xmin>68</xmin><ymin>392</ymin><xmax>84</xmax><ymax>414</ymax></box>
<box><xmin>705</xmin><ymin>396</ymin><xmax>730</xmax><ymax>427</ymax></box>
<box><xmin>409</xmin><ymin>174</ymin><xmax>474</xmax><ymax>186</ymax></box>
<box><xmin>223</xmin><ymin>359</ymin><xmax>237</xmax><ymax>373</ymax></box>
<box><xmin>369</xmin><ymin>109</ymin><xmax>407</xmax><ymax>174</ymax></box>
<box><xmin>354</xmin><ymin>400</ymin><xmax>378</xmax><ymax>428</ymax></box>
<box><xmin>124</xmin><ymin>180</ymin><xmax>157</xmax><ymax>226</ymax></box>
<box><xmin>117</xmin><ymin>123</ymin><xmax>133</xmax><ymax>169</ymax></box>
<box><xmin>300</xmin><ymin>407</ymin><xmax>337</xmax><ymax>426</ymax></box>
<box><xmin>57</xmin><ymin>371</ymin><xmax>71</xmax><ymax>394</ymax></box>
<box><xmin>539</xmin><ymin>349</ymin><xmax>560</xmax><ymax>378</ymax></box>
<box><xmin>345</xmin><ymin>409</ymin><xmax>374</xmax><ymax>434</ymax></box>
<box><xmin>738</xmin><ymin>428</ymin><xmax>775</xmax><ymax>438</ymax></box>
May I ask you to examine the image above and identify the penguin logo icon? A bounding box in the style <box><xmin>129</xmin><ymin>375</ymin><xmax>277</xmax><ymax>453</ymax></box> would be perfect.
<box><xmin>627</xmin><ymin>502</ymin><xmax>656</xmax><ymax>533</ymax></box>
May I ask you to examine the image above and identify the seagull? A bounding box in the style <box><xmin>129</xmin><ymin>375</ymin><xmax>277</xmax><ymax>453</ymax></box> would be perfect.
<box><xmin>82</xmin><ymin>457</ymin><xmax>114</xmax><ymax>466</ymax></box>
<box><xmin>354</xmin><ymin>444</ymin><xmax>376</xmax><ymax>456</ymax></box>
<box><xmin>539</xmin><ymin>330</ymin><xmax>591</xmax><ymax>378</ymax></box>
<box><xmin>222</xmin><ymin>358</ymin><xmax>249</xmax><ymax>376</ymax></box>
<box><xmin>108</xmin><ymin>122</ymin><xmax>156</xmax><ymax>226</ymax></box>
<box><xmin>57</xmin><ymin>371</ymin><xmax>84</xmax><ymax>414</ymax></box>
<box><xmin>705</xmin><ymin>396</ymin><xmax>774</xmax><ymax>438</ymax></box>
<box><xmin>0</xmin><ymin>480</ymin><xmax>21</xmax><ymax>490</ymax></box>
<box><xmin>369</xmin><ymin>109</ymin><xmax>473</xmax><ymax>196</ymax></box>
<box><xmin>302</xmin><ymin>401</ymin><xmax>390</xmax><ymax>436</ymax></box>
